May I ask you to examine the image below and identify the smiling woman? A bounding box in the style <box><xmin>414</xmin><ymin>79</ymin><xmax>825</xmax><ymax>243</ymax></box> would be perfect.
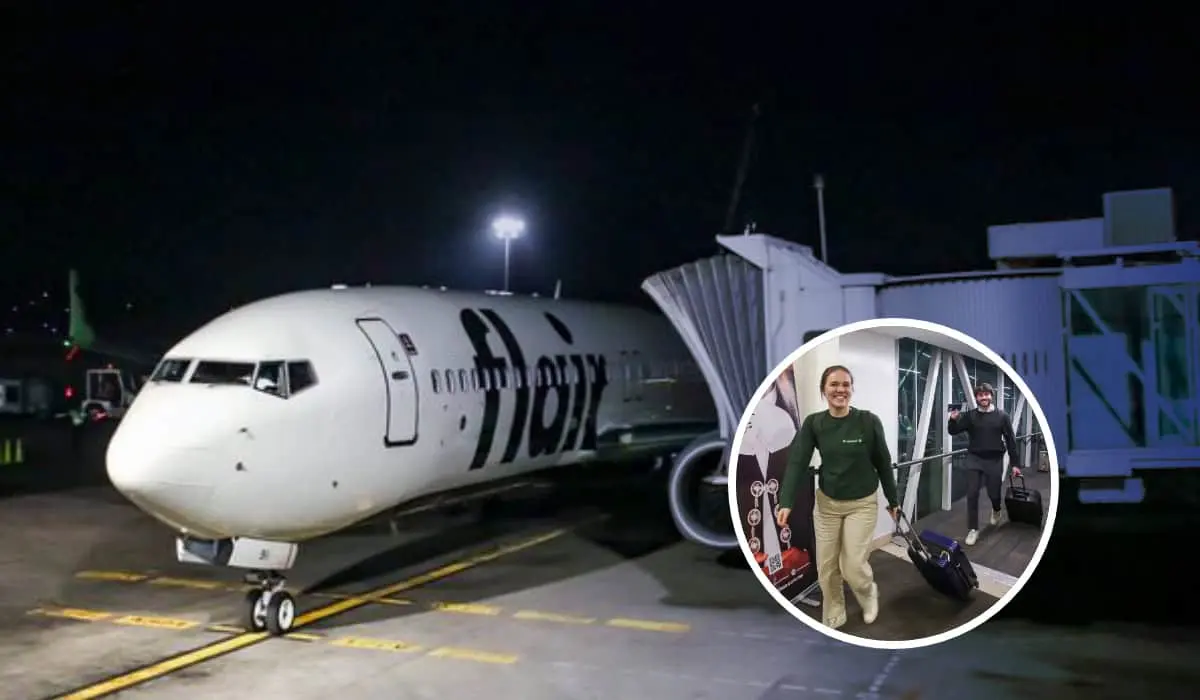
<box><xmin>775</xmin><ymin>364</ymin><xmax>900</xmax><ymax>631</ymax></box>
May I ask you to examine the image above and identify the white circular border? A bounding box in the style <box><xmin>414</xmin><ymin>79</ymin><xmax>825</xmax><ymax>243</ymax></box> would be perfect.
<box><xmin>726</xmin><ymin>317</ymin><xmax>1062</xmax><ymax>651</ymax></box>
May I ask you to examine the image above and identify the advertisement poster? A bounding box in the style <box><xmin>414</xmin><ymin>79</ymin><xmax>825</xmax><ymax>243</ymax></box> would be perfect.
<box><xmin>734</xmin><ymin>365</ymin><xmax>818</xmax><ymax>601</ymax></box>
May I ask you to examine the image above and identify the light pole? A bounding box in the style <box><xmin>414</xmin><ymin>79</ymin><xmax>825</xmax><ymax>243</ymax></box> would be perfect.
<box><xmin>491</xmin><ymin>215</ymin><xmax>525</xmax><ymax>292</ymax></box>
<box><xmin>813</xmin><ymin>174</ymin><xmax>828</xmax><ymax>264</ymax></box>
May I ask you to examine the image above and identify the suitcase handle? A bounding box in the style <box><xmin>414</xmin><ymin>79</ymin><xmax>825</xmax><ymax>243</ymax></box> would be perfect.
<box><xmin>893</xmin><ymin>510</ymin><xmax>933</xmax><ymax>560</ymax></box>
<box><xmin>1011</xmin><ymin>473</ymin><xmax>1026</xmax><ymax>489</ymax></box>
<box><xmin>894</xmin><ymin>510</ymin><xmax>954</xmax><ymax>565</ymax></box>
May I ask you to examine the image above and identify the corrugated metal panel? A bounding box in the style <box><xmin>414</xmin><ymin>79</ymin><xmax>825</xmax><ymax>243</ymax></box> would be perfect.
<box><xmin>878</xmin><ymin>275</ymin><xmax>1068</xmax><ymax>451</ymax></box>
<box><xmin>642</xmin><ymin>255</ymin><xmax>765</xmax><ymax>439</ymax></box>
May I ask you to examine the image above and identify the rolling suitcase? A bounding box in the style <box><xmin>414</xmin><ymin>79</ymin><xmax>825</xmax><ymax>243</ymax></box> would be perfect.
<box><xmin>1005</xmin><ymin>474</ymin><xmax>1044</xmax><ymax>527</ymax></box>
<box><xmin>896</xmin><ymin>512</ymin><xmax>979</xmax><ymax>602</ymax></box>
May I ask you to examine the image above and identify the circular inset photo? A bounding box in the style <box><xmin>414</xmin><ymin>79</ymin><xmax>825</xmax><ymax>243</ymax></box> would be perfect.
<box><xmin>728</xmin><ymin>318</ymin><xmax>1060</xmax><ymax>650</ymax></box>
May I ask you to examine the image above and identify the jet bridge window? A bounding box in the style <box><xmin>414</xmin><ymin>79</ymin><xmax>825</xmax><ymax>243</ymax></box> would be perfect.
<box><xmin>191</xmin><ymin>361</ymin><xmax>255</xmax><ymax>386</ymax></box>
<box><xmin>151</xmin><ymin>358</ymin><xmax>192</xmax><ymax>382</ymax></box>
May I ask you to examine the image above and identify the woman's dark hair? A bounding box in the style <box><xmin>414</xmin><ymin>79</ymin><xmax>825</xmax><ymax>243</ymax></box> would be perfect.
<box><xmin>819</xmin><ymin>365</ymin><xmax>854</xmax><ymax>397</ymax></box>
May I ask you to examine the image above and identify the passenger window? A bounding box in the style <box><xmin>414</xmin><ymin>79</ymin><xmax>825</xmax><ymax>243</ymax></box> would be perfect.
<box><xmin>444</xmin><ymin>369</ymin><xmax>455</xmax><ymax>394</ymax></box>
<box><xmin>431</xmin><ymin>370</ymin><xmax>441</xmax><ymax>394</ymax></box>
<box><xmin>255</xmin><ymin>361</ymin><xmax>286</xmax><ymax>397</ymax></box>
<box><xmin>458</xmin><ymin>369</ymin><xmax>467</xmax><ymax>392</ymax></box>
<box><xmin>287</xmin><ymin>361</ymin><xmax>317</xmax><ymax>395</ymax></box>
<box><xmin>470</xmin><ymin>369</ymin><xmax>479</xmax><ymax>392</ymax></box>
<box><xmin>480</xmin><ymin>369</ymin><xmax>491</xmax><ymax>391</ymax></box>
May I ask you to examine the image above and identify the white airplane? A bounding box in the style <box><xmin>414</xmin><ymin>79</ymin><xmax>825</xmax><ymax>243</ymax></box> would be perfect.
<box><xmin>106</xmin><ymin>285</ymin><xmax>718</xmax><ymax>636</ymax></box>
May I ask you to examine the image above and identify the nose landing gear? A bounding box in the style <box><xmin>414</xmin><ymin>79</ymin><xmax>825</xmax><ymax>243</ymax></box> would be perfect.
<box><xmin>244</xmin><ymin>571</ymin><xmax>296</xmax><ymax>636</ymax></box>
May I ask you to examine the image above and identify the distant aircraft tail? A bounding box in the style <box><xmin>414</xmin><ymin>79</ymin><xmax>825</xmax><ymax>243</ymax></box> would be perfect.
<box><xmin>67</xmin><ymin>268</ymin><xmax>98</xmax><ymax>351</ymax></box>
<box><xmin>64</xmin><ymin>269</ymin><xmax>158</xmax><ymax>368</ymax></box>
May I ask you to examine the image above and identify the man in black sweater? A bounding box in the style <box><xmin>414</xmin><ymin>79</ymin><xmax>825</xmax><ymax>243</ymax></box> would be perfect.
<box><xmin>947</xmin><ymin>382</ymin><xmax>1021</xmax><ymax>546</ymax></box>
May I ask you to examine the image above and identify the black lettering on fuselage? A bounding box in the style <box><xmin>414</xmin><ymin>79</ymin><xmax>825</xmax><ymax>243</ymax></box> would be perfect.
<box><xmin>561</xmin><ymin>354</ymin><xmax>588</xmax><ymax>449</ymax></box>
<box><xmin>528</xmin><ymin>356</ymin><xmax>570</xmax><ymax>457</ymax></box>
<box><xmin>459</xmin><ymin>309</ymin><xmax>508</xmax><ymax>470</ymax></box>
<box><xmin>463</xmin><ymin>308</ymin><xmax>612</xmax><ymax>471</ymax></box>
<box><xmin>580</xmin><ymin>354</ymin><xmax>609</xmax><ymax>451</ymax></box>
<box><xmin>479</xmin><ymin>309</ymin><xmax>528</xmax><ymax>463</ymax></box>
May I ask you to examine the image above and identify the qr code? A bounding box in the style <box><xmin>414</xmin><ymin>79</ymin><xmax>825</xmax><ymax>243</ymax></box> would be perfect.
<box><xmin>766</xmin><ymin>553</ymin><xmax>783</xmax><ymax>575</ymax></box>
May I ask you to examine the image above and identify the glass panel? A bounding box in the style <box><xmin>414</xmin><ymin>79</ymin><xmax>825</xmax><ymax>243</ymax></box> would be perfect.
<box><xmin>288</xmin><ymin>361</ymin><xmax>317</xmax><ymax>394</ymax></box>
<box><xmin>917</xmin><ymin>364</ymin><xmax>945</xmax><ymax>519</ymax></box>
<box><xmin>1149</xmin><ymin>287</ymin><xmax>1196</xmax><ymax>445</ymax></box>
<box><xmin>254</xmin><ymin>361</ymin><xmax>285</xmax><ymax>397</ymax></box>
<box><xmin>1064</xmin><ymin>283</ymin><xmax>1200</xmax><ymax>450</ymax></box>
<box><xmin>191</xmin><ymin>361</ymin><xmax>255</xmax><ymax>386</ymax></box>
<box><xmin>151</xmin><ymin>358</ymin><xmax>191</xmax><ymax>382</ymax></box>
<box><xmin>895</xmin><ymin>338</ymin><xmax>946</xmax><ymax>518</ymax></box>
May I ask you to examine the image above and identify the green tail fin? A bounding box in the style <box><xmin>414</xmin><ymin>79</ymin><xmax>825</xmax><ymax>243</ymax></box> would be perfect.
<box><xmin>67</xmin><ymin>269</ymin><xmax>97</xmax><ymax>349</ymax></box>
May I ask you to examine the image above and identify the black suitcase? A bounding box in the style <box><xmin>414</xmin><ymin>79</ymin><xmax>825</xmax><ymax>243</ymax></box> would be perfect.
<box><xmin>896</xmin><ymin>512</ymin><xmax>979</xmax><ymax>602</ymax></box>
<box><xmin>1005</xmin><ymin>475</ymin><xmax>1044</xmax><ymax>527</ymax></box>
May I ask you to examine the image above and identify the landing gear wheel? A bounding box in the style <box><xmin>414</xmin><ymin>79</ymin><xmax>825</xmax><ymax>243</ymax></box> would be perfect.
<box><xmin>264</xmin><ymin>591</ymin><xmax>296</xmax><ymax>636</ymax></box>
<box><xmin>245</xmin><ymin>589</ymin><xmax>268</xmax><ymax>632</ymax></box>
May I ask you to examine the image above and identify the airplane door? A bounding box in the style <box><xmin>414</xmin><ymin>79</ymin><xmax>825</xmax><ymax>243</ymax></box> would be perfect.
<box><xmin>356</xmin><ymin>318</ymin><xmax>419</xmax><ymax>446</ymax></box>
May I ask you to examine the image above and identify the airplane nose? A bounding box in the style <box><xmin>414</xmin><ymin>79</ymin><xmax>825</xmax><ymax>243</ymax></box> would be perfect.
<box><xmin>107</xmin><ymin>422</ymin><xmax>220</xmax><ymax>534</ymax></box>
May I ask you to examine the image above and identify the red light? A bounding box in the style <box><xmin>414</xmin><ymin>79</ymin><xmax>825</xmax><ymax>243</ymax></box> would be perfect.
<box><xmin>65</xmin><ymin>386</ymin><xmax>74</xmax><ymax>398</ymax></box>
<box><xmin>65</xmin><ymin>345</ymin><xmax>80</xmax><ymax>362</ymax></box>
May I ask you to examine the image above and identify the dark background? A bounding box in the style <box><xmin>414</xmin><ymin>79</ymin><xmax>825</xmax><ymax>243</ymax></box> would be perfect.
<box><xmin>4</xmin><ymin>4</ymin><xmax>1196</xmax><ymax>344</ymax></box>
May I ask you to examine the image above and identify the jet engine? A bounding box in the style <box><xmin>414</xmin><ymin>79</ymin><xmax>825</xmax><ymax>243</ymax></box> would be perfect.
<box><xmin>667</xmin><ymin>430</ymin><xmax>738</xmax><ymax>550</ymax></box>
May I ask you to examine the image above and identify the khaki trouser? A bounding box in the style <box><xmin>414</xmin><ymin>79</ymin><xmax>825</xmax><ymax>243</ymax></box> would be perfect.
<box><xmin>813</xmin><ymin>489</ymin><xmax>879</xmax><ymax>628</ymax></box>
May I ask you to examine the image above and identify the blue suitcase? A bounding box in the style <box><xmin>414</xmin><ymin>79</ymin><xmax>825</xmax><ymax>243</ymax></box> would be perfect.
<box><xmin>896</xmin><ymin>512</ymin><xmax>979</xmax><ymax>602</ymax></box>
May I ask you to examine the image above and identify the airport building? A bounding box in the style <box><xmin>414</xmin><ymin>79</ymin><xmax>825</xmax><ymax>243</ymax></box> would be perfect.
<box><xmin>645</xmin><ymin>187</ymin><xmax>1199</xmax><ymax>516</ymax></box>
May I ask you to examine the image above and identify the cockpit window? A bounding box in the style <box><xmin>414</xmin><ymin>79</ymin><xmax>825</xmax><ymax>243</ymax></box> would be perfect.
<box><xmin>287</xmin><ymin>361</ymin><xmax>316</xmax><ymax>394</ymax></box>
<box><xmin>255</xmin><ymin>361</ymin><xmax>285</xmax><ymax>397</ymax></box>
<box><xmin>191</xmin><ymin>361</ymin><xmax>255</xmax><ymax>386</ymax></box>
<box><xmin>182</xmin><ymin>359</ymin><xmax>318</xmax><ymax>397</ymax></box>
<box><xmin>151</xmin><ymin>358</ymin><xmax>192</xmax><ymax>382</ymax></box>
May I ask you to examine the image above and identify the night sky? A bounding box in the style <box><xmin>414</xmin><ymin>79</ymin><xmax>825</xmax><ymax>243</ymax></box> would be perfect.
<box><xmin>4</xmin><ymin>4</ymin><xmax>1196</xmax><ymax>344</ymax></box>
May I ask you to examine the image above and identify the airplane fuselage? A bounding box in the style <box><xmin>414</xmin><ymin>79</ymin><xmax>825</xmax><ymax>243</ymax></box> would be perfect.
<box><xmin>107</xmin><ymin>286</ymin><xmax>717</xmax><ymax>543</ymax></box>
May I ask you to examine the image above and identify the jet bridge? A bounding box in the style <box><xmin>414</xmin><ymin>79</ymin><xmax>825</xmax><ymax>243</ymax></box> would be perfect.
<box><xmin>647</xmin><ymin>188</ymin><xmax>1200</xmax><ymax>552</ymax></box>
<box><xmin>642</xmin><ymin>235</ymin><xmax>881</xmax><ymax>548</ymax></box>
<box><xmin>642</xmin><ymin>234</ymin><xmax>883</xmax><ymax>440</ymax></box>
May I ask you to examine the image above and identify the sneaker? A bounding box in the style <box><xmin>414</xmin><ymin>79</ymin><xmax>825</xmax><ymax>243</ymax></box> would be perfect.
<box><xmin>824</xmin><ymin>612</ymin><xmax>847</xmax><ymax>630</ymax></box>
<box><xmin>861</xmin><ymin>583</ymin><xmax>880</xmax><ymax>625</ymax></box>
<box><xmin>965</xmin><ymin>529</ymin><xmax>979</xmax><ymax>546</ymax></box>
<box><xmin>990</xmin><ymin>509</ymin><xmax>1002</xmax><ymax>526</ymax></box>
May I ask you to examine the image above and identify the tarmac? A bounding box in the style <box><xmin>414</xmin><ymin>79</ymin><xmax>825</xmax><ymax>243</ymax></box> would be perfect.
<box><xmin>1</xmin><ymin>419</ymin><xmax>1199</xmax><ymax>699</ymax></box>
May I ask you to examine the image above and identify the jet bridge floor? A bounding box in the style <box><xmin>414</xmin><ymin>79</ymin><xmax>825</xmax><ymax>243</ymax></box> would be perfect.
<box><xmin>2</xmin><ymin>431</ymin><xmax>1198</xmax><ymax>699</ymax></box>
<box><xmin>796</xmin><ymin>469</ymin><xmax>1052</xmax><ymax>643</ymax></box>
<box><xmin>911</xmin><ymin>468</ymin><xmax>1053</xmax><ymax>579</ymax></box>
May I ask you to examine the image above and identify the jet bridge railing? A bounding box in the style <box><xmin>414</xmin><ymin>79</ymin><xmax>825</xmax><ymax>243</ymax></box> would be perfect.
<box><xmin>890</xmin><ymin>432</ymin><xmax>1045</xmax><ymax>524</ymax></box>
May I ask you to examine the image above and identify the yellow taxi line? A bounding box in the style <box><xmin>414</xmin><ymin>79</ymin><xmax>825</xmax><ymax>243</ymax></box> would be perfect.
<box><xmin>51</xmin><ymin>526</ymin><xmax>574</xmax><ymax>699</ymax></box>
<box><xmin>71</xmin><ymin>570</ymin><xmax>691</xmax><ymax>633</ymax></box>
